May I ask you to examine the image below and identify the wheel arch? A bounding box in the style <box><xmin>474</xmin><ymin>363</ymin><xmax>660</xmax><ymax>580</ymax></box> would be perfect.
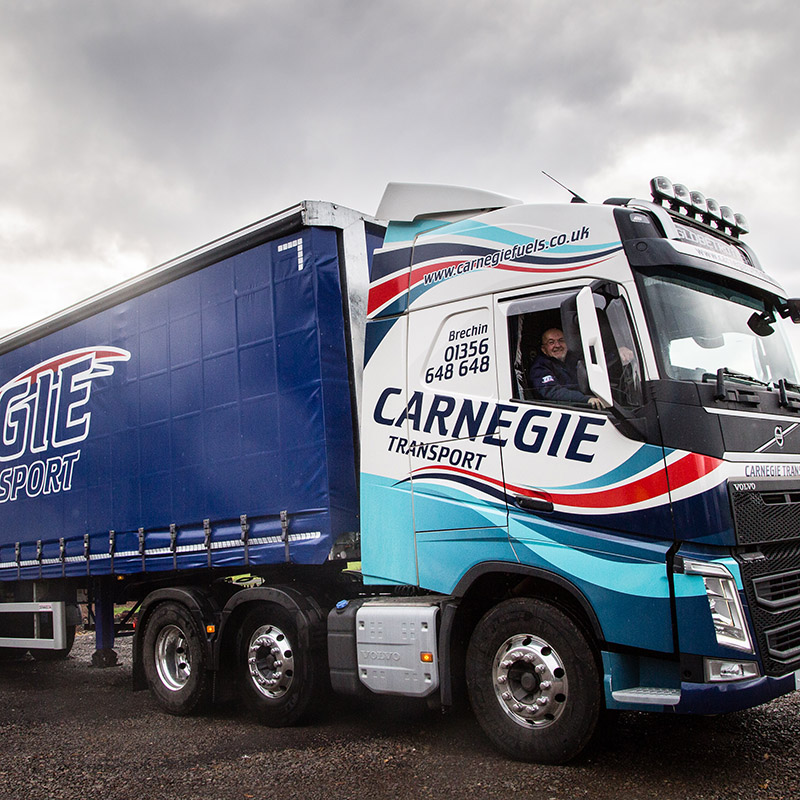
<box><xmin>452</xmin><ymin>561</ymin><xmax>604</xmax><ymax>641</ymax></box>
<box><xmin>132</xmin><ymin>586</ymin><xmax>220</xmax><ymax>690</ymax></box>
<box><xmin>215</xmin><ymin>585</ymin><xmax>327</xmax><ymax>673</ymax></box>
<box><xmin>440</xmin><ymin>562</ymin><xmax>605</xmax><ymax>705</ymax></box>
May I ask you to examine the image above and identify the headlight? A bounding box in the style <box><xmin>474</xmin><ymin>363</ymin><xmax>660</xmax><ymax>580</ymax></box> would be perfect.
<box><xmin>683</xmin><ymin>559</ymin><xmax>753</xmax><ymax>652</ymax></box>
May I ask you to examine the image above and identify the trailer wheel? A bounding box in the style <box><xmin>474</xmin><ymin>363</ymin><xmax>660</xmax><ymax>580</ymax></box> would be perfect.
<box><xmin>236</xmin><ymin>604</ymin><xmax>322</xmax><ymax>727</ymax></box>
<box><xmin>466</xmin><ymin>598</ymin><xmax>601</xmax><ymax>764</ymax></box>
<box><xmin>142</xmin><ymin>602</ymin><xmax>211</xmax><ymax>715</ymax></box>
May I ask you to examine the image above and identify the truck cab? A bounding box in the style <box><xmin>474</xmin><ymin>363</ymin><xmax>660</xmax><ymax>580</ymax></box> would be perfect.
<box><xmin>356</xmin><ymin>177</ymin><xmax>800</xmax><ymax>761</ymax></box>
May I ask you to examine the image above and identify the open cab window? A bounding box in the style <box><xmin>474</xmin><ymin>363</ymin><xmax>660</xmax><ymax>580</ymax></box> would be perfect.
<box><xmin>505</xmin><ymin>284</ymin><xmax>643</xmax><ymax>409</ymax></box>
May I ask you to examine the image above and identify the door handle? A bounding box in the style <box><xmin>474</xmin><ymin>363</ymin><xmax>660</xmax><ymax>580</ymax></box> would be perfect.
<box><xmin>513</xmin><ymin>494</ymin><xmax>554</xmax><ymax>514</ymax></box>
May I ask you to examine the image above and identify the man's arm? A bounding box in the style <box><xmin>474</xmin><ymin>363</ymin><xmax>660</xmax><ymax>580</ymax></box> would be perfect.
<box><xmin>529</xmin><ymin>361</ymin><xmax>591</xmax><ymax>404</ymax></box>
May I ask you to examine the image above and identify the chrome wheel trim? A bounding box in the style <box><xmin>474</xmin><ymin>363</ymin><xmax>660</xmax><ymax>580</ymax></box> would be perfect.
<box><xmin>155</xmin><ymin>624</ymin><xmax>192</xmax><ymax>692</ymax></box>
<box><xmin>492</xmin><ymin>633</ymin><xmax>568</xmax><ymax>728</ymax></box>
<box><xmin>246</xmin><ymin>624</ymin><xmax>295</xmax><ymax>699</ymax></box>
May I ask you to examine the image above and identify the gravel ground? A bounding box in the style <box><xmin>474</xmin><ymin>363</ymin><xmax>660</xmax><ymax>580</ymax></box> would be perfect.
<box><xmin>1</xmin><ymin>630</ymin><xmax>799</xmax><ymax>800</ymax></box>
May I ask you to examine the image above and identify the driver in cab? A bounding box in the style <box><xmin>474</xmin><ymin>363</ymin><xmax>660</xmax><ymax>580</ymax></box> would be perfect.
<box><xmin>529</xmin><ymin>328</ymin><xmax>605</xmax><ymax>410</ymax></box>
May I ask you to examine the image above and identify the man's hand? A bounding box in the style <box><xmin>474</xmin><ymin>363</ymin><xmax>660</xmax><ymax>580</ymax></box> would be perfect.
<box><xmin>587</xmin><ymin>396</ymin><xmax>604</xmax><ymax>410</ymax></box>
<box><xmin>618</xmin><ymin>346</ymin><xmax>635</xmax><ymax>365</ymax></box>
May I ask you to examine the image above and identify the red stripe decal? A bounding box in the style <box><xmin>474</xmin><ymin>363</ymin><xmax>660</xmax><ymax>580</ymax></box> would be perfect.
<box><xmin>16</xmin><ymin>348</ymin><xmax>128</xmax><ymax>385</ymax></box>
<box><xmin>411</xmin><ymin>451</ymin><xmax>724</xmax><ymax>510</ymax></box>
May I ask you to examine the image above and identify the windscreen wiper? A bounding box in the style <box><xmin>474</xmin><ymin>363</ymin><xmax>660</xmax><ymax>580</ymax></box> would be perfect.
<box><xmin>703</xmin><ymin>368</ymin><xmax>769</xmax><ymax>388</ymax></box>
<box><xmin>703</xmin><ymin>368</ymin><xmax>768</xmax><ymax>404</ymax></box>
<box><xmin>776</xmin><ymin>377</ymin><xmax>800</xmax><ymax>393</ymax></box>
<box><xmin>777</xmin><ymin>378</ymin><xmax>800</xmax><ymax>411</ymax></box>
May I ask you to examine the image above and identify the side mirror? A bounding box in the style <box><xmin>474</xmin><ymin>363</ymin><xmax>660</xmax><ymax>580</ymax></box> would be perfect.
<box><xmin>787</xmin><ymin>299</ymin><xmax>800</xmax><ymax>324</ymax></box>
<box><xmin>747</xmin><ymin>311</ymin><xmax>774</xmax><ymax>337</ymax></box>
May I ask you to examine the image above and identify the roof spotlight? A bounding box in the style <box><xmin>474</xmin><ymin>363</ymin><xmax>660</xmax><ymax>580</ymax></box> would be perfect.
<box><xmin>672</xmin><ymin>183</ymin><xmax>691</xmax><ymax>212</ymax></box>
<box><xmin>650</xmin><ymin>176</ymin><xmax>674</xmax><ymax>205</ymax></box>
<box><xmin>689</xmin><ymin>190</ymin><xmax>707</xmax><ymax>218</ymax></box>
<box><xmin>647</xmin><ymin>176</ymin><xmax>750</xmax><ymax>235</ymax></box>
<box><xmin>720</xmin><ymin>206</ymin><xmax>736</xmax><ymax>231</ymax></box>
<box><xmin>705</xmin><ymin>198</ymin><xmax>722</xmax><ymax>223</ymax></box>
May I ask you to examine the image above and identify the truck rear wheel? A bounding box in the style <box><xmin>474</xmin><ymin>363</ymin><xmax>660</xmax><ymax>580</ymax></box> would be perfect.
<box><xmin>142</xmin><ymin>602</ymin><xmax>211</xmax><ymax>715</ymax></box>
<box><xmin>466</xmin><ymin>598</ymin><xmax>601</xmax><ymax>764</ymax></box>
<box><xmin>236</xmin><ymin>604</ymin><xmax>322</xmax><ymax>727</ymax></box>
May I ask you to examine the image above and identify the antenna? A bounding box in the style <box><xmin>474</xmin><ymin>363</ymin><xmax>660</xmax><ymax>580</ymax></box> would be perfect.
<box><xmin>542</xmin><ymin>171</ymin><xmax>587</xmax><ymax>204</ymax></box>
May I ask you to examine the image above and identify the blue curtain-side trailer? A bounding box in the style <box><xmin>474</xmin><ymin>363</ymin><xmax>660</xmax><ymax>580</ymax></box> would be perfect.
<box><xmin>0</xmin><ymin>201</ymin><xmax>380</xmax><ymax>686</ymax></box>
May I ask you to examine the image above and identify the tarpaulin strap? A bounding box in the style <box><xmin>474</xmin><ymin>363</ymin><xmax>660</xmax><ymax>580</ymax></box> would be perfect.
<box><xmin>280</xmin><ymin>510</ymin><xmax>290</xmax><ymax>563</ymax></box>
<box><xmin>170</xmin><ymin>524</ymin><xmax>178</xmax><ymax>571</ymax></box>
<box><xmin>240</xmin><ymin>515</ymin><xmax>250</xmax><ymax>566</ymax></box>
<box><xmin>204</xmin><ymin>519</ymin><xmax>212</xmax><ymax>568</ymax></box>
<box><xmin>109</xmin><ymin>530</ymin><xmax>116</xmax><ymax>573</ymax></box>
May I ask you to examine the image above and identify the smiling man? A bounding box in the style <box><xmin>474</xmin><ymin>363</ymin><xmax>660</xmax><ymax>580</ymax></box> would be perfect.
<box><xmin>529</xmin><ymin>328</ymin><xmax>603</xmax><ymax>409</ymax></box>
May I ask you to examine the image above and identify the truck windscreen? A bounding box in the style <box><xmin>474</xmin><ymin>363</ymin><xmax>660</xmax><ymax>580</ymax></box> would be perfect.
<box><xmin>636</xmin><ymin>265</ymin><xmax>800</xmax><ymax>387</ymax></box>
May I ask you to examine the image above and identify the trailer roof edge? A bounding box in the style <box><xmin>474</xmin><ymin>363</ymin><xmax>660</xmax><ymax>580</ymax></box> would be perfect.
<box><xmin>0</xmin><ymin>201</ymin><xmax>375</xmax><ymax>356</ymax></box>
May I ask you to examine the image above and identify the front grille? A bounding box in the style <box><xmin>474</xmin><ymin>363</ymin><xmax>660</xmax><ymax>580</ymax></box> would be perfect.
<box><xmin>753</xmin><ymin>569</ymin><xmax>800</xmax><ymax>609</ymax></box>
<box><xmin>766</xmin><ymin>620</ymin><xmax>800</xmax><ymax>661</ymax></box>
<box><xmin>731</xmin><ymin>482</ymin><xmax>800</xmax><ymax>675</ymax></box>
<box><xmin>736</xmin><ymin>539</ymin><xmax>800</xmax><ymax>676</ymax></box>
<box><xmin>731</xmin><ymin>488</ymin><xmax>800</xmax><ymax>546</ymax></box>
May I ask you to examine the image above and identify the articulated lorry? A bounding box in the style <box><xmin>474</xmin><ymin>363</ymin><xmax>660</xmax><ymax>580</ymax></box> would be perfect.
<box><xmin>1</xmin><ymin>176</ymin><xmax>800</xmax><ymax>763</ymax></box>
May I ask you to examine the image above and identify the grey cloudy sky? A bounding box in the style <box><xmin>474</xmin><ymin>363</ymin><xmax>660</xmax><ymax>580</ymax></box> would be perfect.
<box><xmin>0</xmin><ymin>0</ymin><xmax>798</xmax><ymax>335</ymax></box>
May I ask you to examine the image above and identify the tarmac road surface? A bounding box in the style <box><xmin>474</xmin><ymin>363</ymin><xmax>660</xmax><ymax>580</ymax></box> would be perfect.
<box><xmin>0</xmin><ymin>631</ymin><xmax>798</xmax><ymax>800</ymax></box>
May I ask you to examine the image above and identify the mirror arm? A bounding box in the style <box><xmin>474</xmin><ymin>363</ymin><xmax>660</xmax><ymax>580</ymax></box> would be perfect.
<box><xmin>787</xmin><ymin>298</ymin><xmax>800</xmax><ymax>324</ymax></box>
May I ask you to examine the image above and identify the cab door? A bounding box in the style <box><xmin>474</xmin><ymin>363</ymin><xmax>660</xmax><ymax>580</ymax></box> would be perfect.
<box><xmin>406</xmin><ymin>298</ymin><xmax>514</xmax><ymax>592</ymax></box>
<box><xmin>494</xmin><ymin>282</ymin><xmax>677</xmax><ymax>654</ymax></box>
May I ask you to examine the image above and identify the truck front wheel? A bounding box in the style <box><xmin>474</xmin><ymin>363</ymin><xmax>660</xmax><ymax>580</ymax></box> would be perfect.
<box><xmin>466</xmin><ymin>598</ymin><xmax>601</xmax><ymax>764</ymax></box>
<box><xmin>236</xmin><ymin>604</ymin><xmax>322</xmax><ymax>727</ymax></box>
<box><xmin>142</xmin><ymin>602</ymin><xmax>211</xmax><ymax>715</ymax></box>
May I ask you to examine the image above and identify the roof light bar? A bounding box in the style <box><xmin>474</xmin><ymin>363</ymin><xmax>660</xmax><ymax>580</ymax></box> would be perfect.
<box><xmin>649</xmin><ymin>176</ymin><xmax>749</xmax><ymax>237</ymax></box>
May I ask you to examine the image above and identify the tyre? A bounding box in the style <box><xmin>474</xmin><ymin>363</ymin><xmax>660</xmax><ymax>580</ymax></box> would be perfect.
<box><xmin>236</xmin><ymin>604</ymin><xmax>323</xmax><ymax>727</ymax></box>
<box><xmin>142</xmin><ymin>602</ymin><xmax>211</xmax><ymax>715</ymax></box>
<box><xmin>466</xmin><ymin>598</ymin><xmax>601</xmax><ymax>764</ymax></box>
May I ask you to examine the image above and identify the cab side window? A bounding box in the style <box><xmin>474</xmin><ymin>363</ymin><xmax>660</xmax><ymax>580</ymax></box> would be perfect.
<box><xmin>505</xmin><ymin>286</ymin><xmax>642</xmax><ymax>409</ymax></box>
<box><xmin>597</xmin><ymin>290</ymin><xmax>643</xmax><ymax>408</ymax></box>
<box><xmin>506</xmin><ymin>290</ymin><xmax>593</xmax><ymax>407</ymax></box>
